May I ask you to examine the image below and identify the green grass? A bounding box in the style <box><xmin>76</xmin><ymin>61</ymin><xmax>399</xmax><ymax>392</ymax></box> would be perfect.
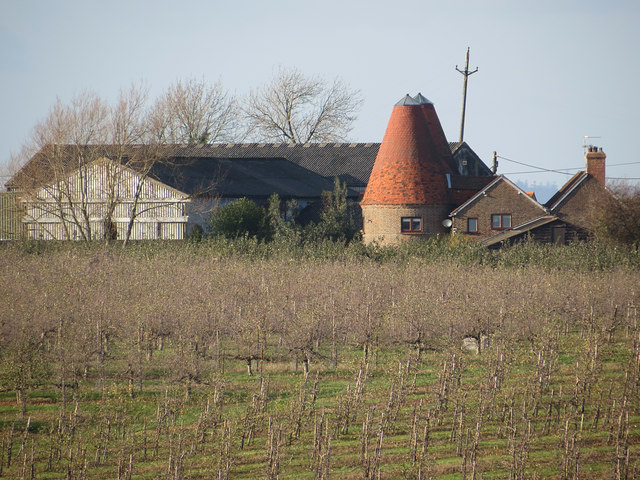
<box><xmin>7</xmin><ymin>339</ymin><xmax>636</xmax><ymax>479</ymax></box>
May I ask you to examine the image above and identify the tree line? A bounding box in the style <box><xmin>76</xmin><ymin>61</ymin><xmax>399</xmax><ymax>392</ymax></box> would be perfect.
<box><xmin>9</xmin><ymin>67</ymin><xmax>363</xmax><ymax>165</ymax></box>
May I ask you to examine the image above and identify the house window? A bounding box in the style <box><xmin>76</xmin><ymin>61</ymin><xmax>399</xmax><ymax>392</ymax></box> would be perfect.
<box><xmin>401</xmin><ymin>217</ymin><xmax>422</xmax><ymax>233</ymax></box>
<box><xmin>491</xmin><ymin>214</ymin><xmax>511</xmax><ymax>230</ymax></box>
<box><xmin>467</xmin><ymin>218</ymin><xmax>478</xmax><ymax>233</ymax></box>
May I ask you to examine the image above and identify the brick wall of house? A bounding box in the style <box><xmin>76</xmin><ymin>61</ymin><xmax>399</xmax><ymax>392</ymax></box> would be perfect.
<box><xmin>452</xmin><ymin>180</ymin><xmax>546</xmax><ymax>241</ymax></box>
<box><xmin>362</xmin><ymin>204</ymin><xmax>451</xmax><ymax>246</ymax></box>
<box><xmin>553</xmin><ymin>176</ymin><xmax>608</xmax><ymax>232</ymax></box>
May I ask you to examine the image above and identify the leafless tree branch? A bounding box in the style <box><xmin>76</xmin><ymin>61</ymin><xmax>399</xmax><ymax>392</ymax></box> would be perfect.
<box><xmin>243</xmin><ymin>67</ymin><xmax>362</xmax><ymax>144</ymax></box>
<box><xmin>149</xmin><ymin>78</ymin><xmax>239</xmax><ymax>144</ymax></box>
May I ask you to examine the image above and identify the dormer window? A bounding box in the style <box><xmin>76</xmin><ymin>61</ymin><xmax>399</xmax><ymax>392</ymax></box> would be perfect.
<box><xmin>491</xmin><ymin>214</ymin><xmax>511</xmax><ymax>230</ymax></box>
<box><xmin>401</xmin><ymin>217</ymin><xmax>422</xmax><ymax>233</ymax></box>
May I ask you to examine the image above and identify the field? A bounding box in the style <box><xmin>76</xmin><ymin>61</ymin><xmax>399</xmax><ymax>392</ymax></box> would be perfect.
<box><xmin>1</xmin><ymin>239</ymin><xmax>639</xmax><ymax>479</ymax></box>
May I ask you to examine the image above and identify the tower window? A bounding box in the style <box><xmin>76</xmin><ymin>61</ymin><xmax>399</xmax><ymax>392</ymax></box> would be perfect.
<box><xmin>401</xmin><ymin>217</ymin><xmax>422</xmax><ymax>233</ymax></box>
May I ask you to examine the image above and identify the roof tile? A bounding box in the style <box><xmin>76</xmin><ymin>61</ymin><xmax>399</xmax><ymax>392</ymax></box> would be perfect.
<box><xmin>362</xmin><ymin>101</ymin><xmax>454</xmax><ymax>205</ymax></box>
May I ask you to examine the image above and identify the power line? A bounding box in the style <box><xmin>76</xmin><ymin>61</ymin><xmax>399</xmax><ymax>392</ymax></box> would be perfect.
<box><xmin>497</xmin><ymin>155</ymin><xmax>577</xmax><ymax>175</ymax></box>
<box><xmin>498</xmin><ymin>154</ymin><xmax>640</xmax><ymax>176</ymax></box>
<box><xmin>502</xmin><ymin>170</ymin><xmax>576</xmax><ymax>175</ymax></box>
<box><xmin>503</xmin><ymin>171</ymin><xmax>640</xmax><ymax>180</ymax></box>
<box><xmin>607</xmin><ymin>161</ymin><xmax>640</xmax><ymax>167</ymax></box>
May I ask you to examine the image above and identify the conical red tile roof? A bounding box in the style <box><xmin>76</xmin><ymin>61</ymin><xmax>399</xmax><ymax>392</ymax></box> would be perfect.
<box><xmin>362</xmin><ymin>95</ymin><xmax>453</xmax><ymax>205</ymax></box>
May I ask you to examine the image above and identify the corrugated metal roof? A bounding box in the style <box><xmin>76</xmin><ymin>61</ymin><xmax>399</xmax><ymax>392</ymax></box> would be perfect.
<box><xmin>183</xmin><ymin>143</ymin><xmax>379</xmax><ymax>188</ymax></box>
<box><xmin>7</xmin><ymin>143</ymin><xmax>380</xmax><ymax>192</ymax></box>
<box><xmin>8</xmin><ymin>142</ymin><xmax>493</xmax><ymax>201</ymax></box>
<box><xmin>149</xmin><ymin>156</ymin><xmax>352</xmax><ymax>199</ymax></box>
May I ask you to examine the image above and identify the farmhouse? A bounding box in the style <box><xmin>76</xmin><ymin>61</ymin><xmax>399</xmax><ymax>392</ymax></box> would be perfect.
<box><xmin>449</xmin><ymin>175</ymin><xmax>550</xmax><ymax>243</ymax></box>
<box><xmin>451</xmin><ymin>146</ymin><xmax>610</xmax><ymax>248</ymax></box>
<box><xmin>3</xmin><ymin>94</ymin><xmax>610</xmax><ymax>245</ymax></box>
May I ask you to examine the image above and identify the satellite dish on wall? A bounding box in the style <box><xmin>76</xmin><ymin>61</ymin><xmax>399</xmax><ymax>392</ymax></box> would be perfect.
<box><xmin>442</xmin><ymin>219</ymin><xmax>453</xmax><ymax>228</ymax></box>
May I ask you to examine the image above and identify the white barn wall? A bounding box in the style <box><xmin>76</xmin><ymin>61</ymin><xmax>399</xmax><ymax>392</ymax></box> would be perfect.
<box><xmin>22</xmin><ymin>159</ymin><xmax>190</xmax><ymax>241</ymax></box>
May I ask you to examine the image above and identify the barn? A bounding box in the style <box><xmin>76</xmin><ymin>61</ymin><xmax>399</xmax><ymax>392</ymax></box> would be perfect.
<box><xmin>12</xmin><ymin>156</ymin><xmax>189</xmax><ymax>241</ymax></box>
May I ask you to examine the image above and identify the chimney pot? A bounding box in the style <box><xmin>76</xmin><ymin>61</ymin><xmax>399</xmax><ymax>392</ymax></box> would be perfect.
<box><xmin>585</xmin><ymin>147</ymin><xmax>606</xmax><ymax>187</ymax></box>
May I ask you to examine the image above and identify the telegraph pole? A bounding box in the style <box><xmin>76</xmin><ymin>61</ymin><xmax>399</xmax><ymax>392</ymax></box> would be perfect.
<box><xmin>456</xmin><ymin>47</ymin><xmax>478</xmax><ymax>142</ymax></box>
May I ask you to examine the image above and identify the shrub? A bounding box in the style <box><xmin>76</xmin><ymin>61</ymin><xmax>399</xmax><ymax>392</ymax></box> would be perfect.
<box><xmin>304</xmin><ymin>178</ymin><xmax>359</xmax><ymax>243</ymax></box>
<box><xmin>208</xmin><ymin>198</ymin><xmax>273</xmax><ymax>241</ymax></box>
<box><xmin>267</xmin><ymin>193</ymin><xmax>300</xmax><ymax>241</ymax></box>
<box><xmin>187</xmin><ymin>223</ymin><xmax>205</xmax><ymax>242</ymax></box>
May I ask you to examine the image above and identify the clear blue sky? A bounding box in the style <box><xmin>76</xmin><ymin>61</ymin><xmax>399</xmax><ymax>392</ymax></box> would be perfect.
<box><xmin>2</xmin><ymin>0</ymin><xmax>639</xmax><ymax>198</ymax></box>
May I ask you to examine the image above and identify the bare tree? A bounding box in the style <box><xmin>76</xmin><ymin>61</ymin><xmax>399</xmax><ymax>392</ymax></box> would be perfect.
<box><xmin>104</xmin><ymin>83</ymin><xmax>150</xmax><ymax>244</ymax></box>
<box><xmin>594</xmin><ymin>181</ymin><xmax>640</xmax><ymax>248</ymax></box>
<box><xmin>243</xmin><ymin>67</ymin><xmax>362</xmax><ymax>144</ymax></box>
<box><xmin>33</xmin><ymin>91</ymin><xmax>110</xmax><ymax>147</ymax></box>
<box><xmin>149</xmin><ymin>77</ymin><xmax>239</xmax><ymax>144</ymax></box>
<box><xmin>7</xmin><ymin>86</ymin><xmax>190</xmax><ymax>244</ymax></box>
<box><xmin>9</xmin><ymin>92</ymin><xmax>110</xmax><ymax>241</ymax></box>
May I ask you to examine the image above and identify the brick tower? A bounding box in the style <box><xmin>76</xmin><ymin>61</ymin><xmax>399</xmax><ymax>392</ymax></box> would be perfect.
<box><xmin>361</xmin><ymin>94</ymin><xmax>454</xmax><ymax>245</ymax></box>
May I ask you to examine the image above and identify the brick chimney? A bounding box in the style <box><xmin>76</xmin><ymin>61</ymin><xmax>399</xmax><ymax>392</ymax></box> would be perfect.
<box><xmin>586</xmin><ymin>146</ymin><xmax>606</xmax><ymax>187</ymax></box>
